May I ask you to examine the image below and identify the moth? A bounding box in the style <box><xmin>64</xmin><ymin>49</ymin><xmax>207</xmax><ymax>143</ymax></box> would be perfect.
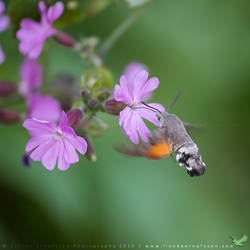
<box><xmin>117</xmin><ymin>93</ymin><xmax>206</xmax><ymax>177</ymax></box>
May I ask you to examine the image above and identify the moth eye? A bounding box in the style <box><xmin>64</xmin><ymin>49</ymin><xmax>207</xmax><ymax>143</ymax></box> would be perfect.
<box><xmin>156</xmin><ymin>113</ymin><xmax>161</xmax><ymax>121</ymax></box>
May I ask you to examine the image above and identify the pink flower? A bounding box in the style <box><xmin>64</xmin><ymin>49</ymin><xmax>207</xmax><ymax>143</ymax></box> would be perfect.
<box><xmin>114</xmin><ymin>63</ymin><xmax>165</xmax><ymax>144</ymax></box>
<box><xmin>23</xmin><ymin>111</ymin><xmax>87</xmax><ymax>170</ymax></box>
<box><xmin>19</xmin><ymin>58</ymin><xmax>43</xmax><ymax>97</ymax></box>
<box><xmin>0</xmin><ymin>0</ymin><xmax>9</xmax><ymax>32</ymax></box>
<box><xmin>16</xmin><ymin>1</ymin><xmax>64</xmax><ymax>59</ymax></box>
<box><xmin>28</xmin><ymin>94</ymin><xmax>61</xmax><ymax>123</ymax></box>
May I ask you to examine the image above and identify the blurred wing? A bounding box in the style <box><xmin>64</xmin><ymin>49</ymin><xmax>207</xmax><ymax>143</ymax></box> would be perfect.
<box><xmin>115</xmin><ymin>128</ymin><xmax>172</xmax><ymax>160</ymax></box>
<box><xmin>115</xmin><ymin>142</ymin><xmax>149</xmax><ymax>158</ymax></box>
<box><xmin>182</xmin><ymin>121</ymin><xmax>204</xmax><ymax>136</ymax></box>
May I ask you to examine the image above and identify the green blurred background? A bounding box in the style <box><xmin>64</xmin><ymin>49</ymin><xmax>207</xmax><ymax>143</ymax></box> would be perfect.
<box><xmin>0</xmin><ymin>0</ymin><xmax>250</xmax><ymax>249</ymax></box>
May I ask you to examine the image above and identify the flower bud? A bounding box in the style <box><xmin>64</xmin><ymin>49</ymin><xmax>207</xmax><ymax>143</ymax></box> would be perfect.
<box><xmin>81</xmin><ymin>89</ymin><xmax>91</xmax><ymax>98</ymax></box>
<box><xmin>53</xmin><ymin>31</ymin><xmax>77</xmax><ymax>48</ymax></box>
<box><xmin>0</xmin><ymin>109</ymin><xmax>20</xmax><ymax>124</ymax></box>
<box><xmin>104</xmin><ymin>99</ymin><xmax>125</xmax><ymax>115</ymax></box>
<box><xmin>67</xmin><ymin>109</ymin><xmax>83</xmax><ymax>129</ymax></box>
<box><xmin>22</xmin><ymin>153</ymin><xmax>31</xmax><ymax>167</ymax></box>
<box><xmin>88</xmin><ymin>99</ymin><xmax>99</xmax><ymax>110</ymax></box>
<box><xmin>0</xmin><ymin>81</ymin><xmax>17</xmax><ymax>97</ymax></box>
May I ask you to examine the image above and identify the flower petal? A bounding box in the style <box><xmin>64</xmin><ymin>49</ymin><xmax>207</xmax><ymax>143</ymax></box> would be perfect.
<box><xmin>139</xmin><ymin>77</ymin><xmax>159</xmax><ymax>100</ymax></box>
<box><xmin>59</xmin><ymin>111</ymin><xmax>68</xmax><ymax>128</ymax></box>
<box><xmin>28</xmin><ymin>94</ymin><xmax>61</xmax><ymax>123</ymax></box>
<box><xmin>30</xmin><ymin>139</ymin><xmax>54</xmax><ymax>161</ymax></box>
<box><xmin>28</xmin><ymin>43</ymin><xmax>44</xmax><ymax>59</ymax></box>
<box><xmin>58</xmin><ymin>142</ymin><xmax>70</xmax><ymax>171</ymax></box>
<box><xmin>74</xmin><ymin>136</ymin><xmax>88</xmax><ymax>155</ymax></box>
<box><xmin>120</xmin><ymin>107</ymin><xmax>139</xmax><ymax>144</ymax></box>
<box><xmin>47</xmin><ymin>2</ymin><xmax>64</xmax><ymax>24</ymax></box>
<box><xmin>19</xmin><ymin>58</ymin><xmax>43</xmax><ymax>97</ymax></box>
<box><xmin>0</xmin><ymin>15</ymin><xmax>9</xmax><ymax>32</ymax></box>
<box><xmin>132</xmin><ymin>70</ymin><xmax>149</xmax><ymax>102</ymax></box>
<box><xmin>25</xmin><ymin>136</ymin><xmax>48</xmax><ymax>152</ymax></box>
<box><xmin>63</xmin><ymin>138</ymin><xmax>79</xmax><ymax>164</ymax></box>
<box><xmin>124</xmin><ymin>62</ymin><xmax>146</xmax><ymax>84</ymax></box>
<box><xmin>41</xmin><ymin>140</ymin><xmax>59</xmax><ymax>170</ymax></box>
<box><xmin>114</xmin><ymin>75</ymin><xmax>132</xmax><ymax>104</ymax></box>
<box><xmin>23</xmin><ymin>118</ymin><xmax>56</xmax><ymax>136</ymax></box>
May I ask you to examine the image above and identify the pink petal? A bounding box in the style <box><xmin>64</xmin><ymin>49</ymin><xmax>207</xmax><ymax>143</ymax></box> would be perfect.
<box><xmin>119</xmin><ymin>106</ymin><xmax>153</xmax><ymax>144</ymax></box>
<box><xmin>39</xmin><ymin>1</ymin><xmax>47</xmax><ymax>25</ymax></box>
<box><xmin>137</xmin><ymin>117</ymin><xmax>151</xmax><ymax>142</ymax></box>
<box><xmin>72</xmin><ymin>136</ymin><xmax>87</xmax><ymax>155</ymax></box>
<box><xmin>0</xmin><ymin>15</ymin><xmax>9</xmax><ymax>32</ymax></box>
<box><xmin>118</xmin><ymin>105</ymin><xmax>129</xmax><ymax>126</ymax></box>
<box><xmin>58</xmin><ymin>142</ymin><xmax>70</xmax><ymax>171</ymax></box>
<box><xmin>41</xmin><ymin>140</ymin><xmax>59</xmax><ymax>170</ymax></box>
<box><xmin>132</xmin><ymin>70</ymin><xmax>149</xmax><ymax>102</ymax></box>
<box><xmin>30</xmin><ymin>139</ymin><xmax>54</xmax><ymax>161</ymax></box>
<box><xmin>120</xmin><ymin>107</ymin><xmax>139</xmax><ymax>144</ymax></box>
<box><xmin>116</xmin><ymin>75</ymin><xmax>132</xmax><ymax>104</ymax></box>
<box><xmin>25</xmin><ymin>136</ymin><xmax>48</xmax><ymax>152</ymax></box>
<box><xmin>28</xmin><ymin>94</ymin><xmax>61</xmax><ymax>123</ymax></box>
<box><xmin>139</xmin><ymin>77</ymin><xmax>159</xmax><ymax>101</ymax></box>
<box><xmin>59</xmin><ymin>111</ymin><xmax>68</xmax><ymax>127</ymax></box>
<box><xmin>47</xmin><ymin>2</ymin><xmax>64</xmax><ymax>24</ymax></box>
<box><xmin>17</xmin><ymin>19</ymin><xmax>40</xmax><ymax>37</ymax></box>
<box><xmin>63</xmin><ymin>129</ymin><xmax>87</xmax><ymax>155</ymax></box>
<box><xmin>126</xmin><ymin>111</ymin><xmax>139</xmax><ymax>144</ymax></box>
<box><xmin>124</xmin><ymin>62</ymin><xmax>146</xmax><ymax>84</ymax></box>
<box><xmin>38</xmin><ymin>1</ymin><xmax>46</xmax><ymax>14</ymax></box>
<box><xmin>23</xmin><ymin>118</ymin><xmax>56</xmax><ymax>136</ymax></box>
<box><xmin>114</xmin><ymin>84</ymin><xmax>127</xmax><ymax>104</ymax></box>
<box><xmin>63</xmin><ymin>138</ymin><xmax>79</xmax><ymax>164</ymax></box>
<box><xmin>19</xmin><ymin>58</ymin><xmax>43</xmax><ymax>97</ymax></box>
<box><xmin>135</xmin><ymin>103</ymin><xmax>165</xmax><ymax>126</ymax></box>
<box><xmin>119</xmin><ymin>106</ymin><xmax>130</xmax><ymax>126</ymax></box>
<box><xmin>28</xmin><ymin>43</ymin><xmax>44</xmax><ymax>59</ymax></box>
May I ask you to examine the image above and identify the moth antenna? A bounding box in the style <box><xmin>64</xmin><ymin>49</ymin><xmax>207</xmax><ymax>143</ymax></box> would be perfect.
<box><xmin>168</xmin><ymin>91</ymin><xmax>181</xmax><ymax>111</ymax></box>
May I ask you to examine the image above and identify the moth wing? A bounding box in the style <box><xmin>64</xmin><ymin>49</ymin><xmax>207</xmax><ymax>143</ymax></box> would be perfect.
<box><xmin>115</xmin><ymin>128</ymin><xmax>172</xmax><ymax>160</ymax></box>
<box><xmin>182</xmin><ymin>121</ymin><xmax>204</xmax><ymax>137</ymax></box>
<box><xmin>115</xmin><ymin>141</ymin><xmax>150</xmax><ymax>158</ymax></box>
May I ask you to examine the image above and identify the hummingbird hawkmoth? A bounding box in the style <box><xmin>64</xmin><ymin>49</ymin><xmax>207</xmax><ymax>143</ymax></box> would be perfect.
<box><xmin>116</xmin><ymin>92</ymin><xmax>206</xmax><ymax>177</ymax></box>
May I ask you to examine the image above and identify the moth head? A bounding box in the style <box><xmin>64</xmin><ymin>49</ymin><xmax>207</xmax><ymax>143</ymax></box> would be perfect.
<box><xmin>186</xmin><ymin>153</ymin><xmax>206</xmax><ymax>177</ymax></box>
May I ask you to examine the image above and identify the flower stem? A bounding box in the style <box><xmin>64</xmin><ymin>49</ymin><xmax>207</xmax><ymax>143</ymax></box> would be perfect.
<box><xmin>98</xmin><ymin>4</ymin><xmax>150</xmax><ymax>59</ymax></box>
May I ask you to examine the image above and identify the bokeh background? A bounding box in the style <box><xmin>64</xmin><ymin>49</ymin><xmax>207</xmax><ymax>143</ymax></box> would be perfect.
<box><xmin>0</xmin><ymin>0</ymin><xmax>250</xmax><ymax>249</ymax></box>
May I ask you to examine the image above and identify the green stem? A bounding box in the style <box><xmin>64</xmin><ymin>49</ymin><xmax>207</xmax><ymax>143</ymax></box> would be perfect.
<box><xmin>98</xmin><ymin>4</ymin><xmax>149</xmax><ymax>59</ymax></box>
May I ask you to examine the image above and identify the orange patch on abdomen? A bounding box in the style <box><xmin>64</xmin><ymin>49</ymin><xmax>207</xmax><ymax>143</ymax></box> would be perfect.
<box><xmin>147</xmin><ymin>142</ymin><xmax>172</xmax><ymax>159</ymax></box>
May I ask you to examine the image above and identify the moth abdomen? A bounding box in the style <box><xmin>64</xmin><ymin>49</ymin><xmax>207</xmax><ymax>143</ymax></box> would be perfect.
<box><xmin>176</xmin><ymin>149</ymin><xmax>205</xmax><ymax>177</ymax></box>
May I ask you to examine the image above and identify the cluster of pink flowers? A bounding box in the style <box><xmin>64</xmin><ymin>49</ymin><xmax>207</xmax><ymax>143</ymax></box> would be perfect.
<box><xmin>1</xmin><ymin>1</ymin><xmax>165</xmax><ymax>171</ymax></box>
<box><xmin>19</xmin><ymin>57</ymin><xmax>88</xmax><ymax>170</ymax></box>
